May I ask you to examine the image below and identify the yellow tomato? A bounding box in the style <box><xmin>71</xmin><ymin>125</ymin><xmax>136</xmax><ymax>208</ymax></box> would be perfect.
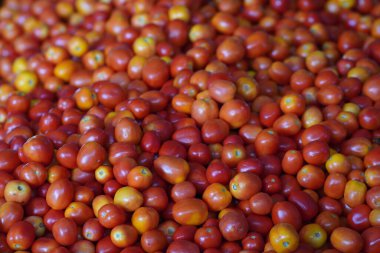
<box><xmin>133</xmin><ymin>37</ymin><xmax>156</xmax><ymax>58</ymax></box>
<box><xmin>114</xmin><ymin>186</ymin><xmax>143</xmax><ymax>212</ymax></box>
<box><xmin>269</xmin><ymin>223</ymin><xmax>299</xmax><ymax>253</ymax></box>
<box><xmin>14</xmin><ymin>71</ymin><xmax>38</xmax><ymax>93</ymax></box>
<box><xmin>68</xmin><ymin>36</ymin><xmax>89</xmax><ymax>57</ymax></box>
<box><xmin>168</xmin><ymin>5</ymin><xmax>191</xmax><ymax>22</ymax></box>
<box><xmin>54</xmin><ymin>59</ymin><xmax>78</xmax><ymax>82</ymax></box>
<box><xmin>12</xmin><ymin>57</ymin><xmax>28</xmax><ymax>74</ymax></box>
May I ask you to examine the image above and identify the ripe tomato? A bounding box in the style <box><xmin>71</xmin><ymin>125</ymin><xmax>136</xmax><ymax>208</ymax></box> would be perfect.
<box><xmin>269</xmin><ymin>223</ymin><xmax>299</xmax><ymax>253</ymax></box>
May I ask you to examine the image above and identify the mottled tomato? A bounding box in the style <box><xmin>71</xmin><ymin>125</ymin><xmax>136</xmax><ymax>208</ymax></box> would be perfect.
<box><xmin>219</xmin><ymin>211</ymin><xmax>248</xmax><ymax>241</ymax></box>
<box><xmin>131</xmin><ymin>206</ymin><xmax>160</xmax><ymax>234</ymax></box>
<box><xmin>299</xmin><ymin>223</ymin><xmax>327</xmax><ymax>249</ymax></box>
<box><xmin>114</xmin><ymin>186</ymin><xmax>143</xmax><ymax>212</ymax></box>
<box><xmin>97</xmin><ymin>203</ymin><xmax>127</xmax><ymax>229</ymax></box>
<box><xmin>229</xmin><ymin>172</ymin><xmax>262</xmax><ymax>200</ymax></box>
<box><xmin>202</xmin><ymin>183</ymin><xmax>232</xmax><ymax>211</ymax></box>
<box><xmin>195</xmin><ymin>226</ymin><xmax>222</xmax><ymax>249</ymax></box>
<box><xmin>154</xmin><ymin>156</ymin><xmax>190</xmax><ymax>184</ymax></box>
<box><xmin>344</xmin><ymin>180</ymin><xmax>367</xmax><ymax>208</ymax></box>
<box><xmin>269</xmin><ymin>223</ymin><xmax>299</xmax><ymax>253</ymax></box>
<box><xmin>110</xmin><ymin>224</ymin><xmax>138</xmax><ymax>248</ymax></box>
<box><xmin>173</xmin><ymin>198</ymin><xmax>208</xmax><ymax>226</ymax></box>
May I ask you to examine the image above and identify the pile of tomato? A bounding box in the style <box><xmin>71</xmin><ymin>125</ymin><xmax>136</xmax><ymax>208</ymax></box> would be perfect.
<box><xmin>0</xmin><ymin>0</ymin><xmax>379</xmax><ymax>252</ymax></box>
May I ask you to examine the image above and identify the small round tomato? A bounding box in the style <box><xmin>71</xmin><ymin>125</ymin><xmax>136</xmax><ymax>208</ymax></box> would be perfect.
<box><xmin>202</xmin><ymin>183</ymin><xmax>232</xmax><ymax>211</ymax></box>
<box><xmin>219</xmin><ymin>211</ymin><xmax>248</xmax><ymax>241</ymax></box>
<box><xmin>126</xmin><ymin>166</ymin><xmax>153</xmax><ymax>190</ymax></box>
<box><xmin>131</xmin><ymin>206</ymin><xmax>160</xmax><ymax>234</ymax></box>
<box><xmin>52</xmin><ymin>218</ymin><xmax>78</xmax><ymax>246</ymax></box>
<box><xmin>98</xmin><ymin>203</ymin><xmax>127</xmax><ymax>229</ymax></box>
<box><xmin>14</xmin><ymin>71</ymin><xmax>38</xmax><ymax>93</ymax></box>
<box><xmin>194</xmin><ymin>226</ymin><xmax>223</xmax><ymax>249</ymax></box>
<box><xmin>229</xmin><ymin>172</ymin><xmax>262</xmax><ymax>200</ymax></box>
<box><xmin>4</xmin><ymin>180</ymin><xmax>31</xmax><ymax>204</ymax></box>
<box><xmin>141</xmin><ymin>229</ymin><xmax>167</xmax><ymax>253</ymax></box>
<box><xmin>299</xmin><ymin>223</ymin><xmax>327</xmax><ymax>249</ymax></box>
<box><xmin>110</xmin><ymin>224</ymin><xmax>138</xmax><ymax>248</ymax></box>
<box><xmin>269</xmin><ymin>223</ymin><xmax>299</xmax><ymax>253</ymax></box>
<box><xmin>6</xmin><ymin>221</ymin><xmax>35</xmax><ymax>250</ymax></box>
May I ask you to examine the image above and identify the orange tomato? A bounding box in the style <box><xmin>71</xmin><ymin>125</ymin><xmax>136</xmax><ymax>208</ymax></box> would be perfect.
<box><xmin>300</xmin><ymin>223</ymin><xmax>327</xmax><ymax>249</ymax></box>
<box><xmin>114</xmin><ymin>186</ymin><xmax>143</xmax><ymax>212</ymax></box>
<box><xmin>131</xmin><ymin>207</ymin><xmax>160</xmax><ymax>234</ymax></box>
<box><xmin>269</xmin><ymin>223</ymin><xmax>299</xmax><ymax>253</ymax></box>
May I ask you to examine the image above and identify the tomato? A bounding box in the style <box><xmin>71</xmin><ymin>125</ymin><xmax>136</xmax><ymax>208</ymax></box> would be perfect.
<box><xmin>31</xmin><ymin>237</ymin><xmax>60</xmax><ymax>253</ymax></box>
<box><xmin>141</xmin><ymin>229</ymin><xmax>167</xmax><ymax>252</ymax></box>
<box><xmin>344</xmin><ymin>180</ymin><xmax>367</xmax><ymax>208</ymax></box>
<box><xmin>219</xmin><ymin>211</ymin><xmax>248</xmax><ymax>241</ymax></box>
<box><xmin>271</xmin><ymin>201</ymin><xmax>302</xmax><ymax>230</ymax></box>
<box><xmin>76</xmin><ymin>142</ymin><xmax>106</xmax><ymax>172</ymax></box>
<box><xmin>98</xmin><ymin>203</ymin><xmax>126</xmax><ymax>229</ymax></box>
<box><xmin>52</xmin><ymin>218</ymin><xmax>78</xmax><ymax>246</ymax></box>
<box><xmin>203</xmin><ymin>183</ymin><xmax>232</xmax><ymax>211</ymax></box>
<box><xmin>269</xmin><ymin>223</ymin><xmax>299</xmax><ymax>253</ymax></box>
<box><xmin>288</xmin><ymin>190</ymin><xmax>319</xmax><ymax>221</ymax></box>
<box><xmin>229</xmin><ymin>172</ymin><xmax>262</xmax><ymax>200</ymax></box>
<box><xmin>110</xmin><ymin>224</ymin><xmax>138</xmax><ymax>248</ymax></box>
<box><xmin>46</xmin><ymin>178</ymin><xmax>74</xmax><ymax>210</ymax></box>
<box><xmin>299</xmin><ymin>223</ymin><xmax>327</xmax><ymax>249</ymax></box>
<box><xmin>173</xmin><ymin>198</ymin><xmax>208</xmax><ymax>226</ymax></box>
<box><xmin>194</xmin><ymin>226</ymin><xmax>222</xmax><ymax>249</ymax></box>
<box><xmin>154</xmin><ymin>156</ymin><xmax>190</xmax><ymax>184</ymax></box>
<box><xmin>131</xmin><ymin>207</ymin><xmax>160</xmax><ymax>234</ymax></box>
<box><xmin>330</xmin><ymin>227</ymin><xmax>363</xmax><ymax>253</ymax></box>
<box><xmin>6</xmin><ymin>221</ymin><xmax>35</xmax><ymax>250</ymax></box>
<box><xmin>114</xmin><ymin>186</ymin><xmax>143</xmax><ymax>212</ymax></box>
<box><xmin>362</xmin><ymin>227</ymin><xmax>380</xmax><ymax>253</ymax></box>
<box><xmin>167</xmin><ymin>240</ymin><xmax>200</xmax><ymax>253</ymax></box>
<box><xmin>22</xmin><ymin>135</ymin><xmax>54</xmax><ymax>165</ymax></box>
<box><xmin>64</xmin><ymin>202</ymin><xmax>94</xmax><ymax>225</ymax></box>
<box><xmin>249</xmin><ymin>192</ymin><xmax>273</xmax><ymax>215</ymax></box>
<box><xmin>4</xmin><ymin>180</ymin><xmax>31</xmax><ymax>204</ymax></box>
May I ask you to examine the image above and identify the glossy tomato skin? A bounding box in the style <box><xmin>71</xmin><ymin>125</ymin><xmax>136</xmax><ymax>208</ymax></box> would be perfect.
<box><xmin>173</xmin><ymin>198</ymin><xmax>208</xmax><ymax>226</ymax></box>
<box><xmin>219</xmin><ymin>211</ymin><xmax>248</xmax><ymax>241</ymax></box>
<box><xmin>46</xmin><ymin>178</ymin><xmax>74</xmax><ymax>210</ymax></box>
<box><xmin>6</xmin><ymin>221</ymin><xmax>35</xmax><ymax>250</ymax></box>
<box><xmin>288</xmin><ymin>190</ymin><xmax>319</xmax><ymax>221</ymax></box>
<box><xmin>271</xmin><ymin>201</ymin><xmax>303</xmax><ymax>230</ymax></box>
<box><xmin>330</xmin><ymin>227</ymin><xmax>363</xmax><ymax>253</ymax></box>
<box><xmin>52</xmin><ymin>218</ymin><xmax>78</xmax><ymax>246</ymax></box>
<box><xmin>362</xmin><ymin>226</ymin><xmax>380</xmax><ymax>253</ymax></box>
<box><xmin>269</xmin><ymin>223</ymin><xmax>299</xmax><ymax>253</ymax></box>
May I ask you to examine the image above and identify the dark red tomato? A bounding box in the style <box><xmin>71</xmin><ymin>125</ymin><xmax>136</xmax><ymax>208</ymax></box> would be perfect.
<box><xmin>271</xmin><ymin>201</ymin><xmax>303</xmax><ymax>230</ymax></box>
<box><xmin>288</xmin><ymin>190</ymin><xmax>319</xmax><ymax>221</ymax></box>
<box><xmin>347</xmin><ymin>204</ymin><xmax>371</xmax><ymax>231</ymax></box>
<box><xmin>362</xmin><ymin>227</ymin><xmax>380</xmax><ymax>253</ymax></box>
<box><xmin>302</xmin><ymin>140</ymin><xmax>330</xmax><ymax>165</ymax></box>
<box><xmin>167</xmin><ymin>240</ymin><xmax>200</xmax><ymax>253</ymax></box>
